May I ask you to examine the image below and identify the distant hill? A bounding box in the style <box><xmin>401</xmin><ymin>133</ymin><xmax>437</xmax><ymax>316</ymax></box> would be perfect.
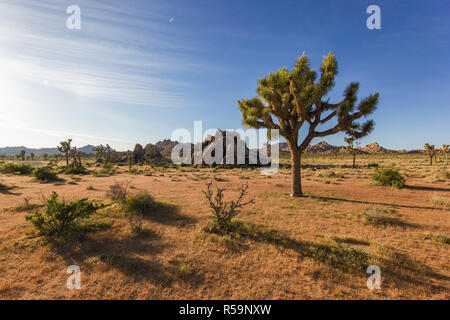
<box><xmin>0</xmin><ymin>145</ymin><xmax>95</xmax><ymax>157</ymax></box>
<box><xmin>0</xmin><ymin>140</ymin><xmax>423</xmax><ymax>158</ymax></box>
<box><xmin>262</xmin><ymin>141</ymin><xmax>409</xmax><ymax>156</ymax></box>
<box><xmin>358</xmin><ymin>142</ymin><xmax>394</xmax><ymax>154</ymax></box>
<box><xmin>154</xmin><ymin>139</ymin><xmax>180</xmax><ymax>157</ymax></box>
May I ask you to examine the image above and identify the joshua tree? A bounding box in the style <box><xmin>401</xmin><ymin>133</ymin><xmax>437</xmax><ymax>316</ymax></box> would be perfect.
<box><xmin>344</xmin><ymin>137</ymin><xmax>360</xmax><ymax>168</ymax></box>
<box><xmin>128</xmin><ymin>153</ymin><xmax>133</xmax><ymax>172</ymax></box>
<box><xmin>69</xmin><ymin>146</ymin><xmax>83</xmax><ymax>168</ymax></box>
<box><xmin>440</xmin><ymin>144</ymin><xmax>449</xmax><ymax>165</ymax></box>
<box><xmin>93</xmin><ymin>145</ymin><xmax>106</xmax><ymax>162</ymax></box>
<box><xmin>57</xmin><ymin>138</ymin><xmax>72</xmax><ymax>166</ymax></box>
<box><xmin>424</xmin><ymin>143</ymin><xmax>437</xmax><ymax>166</ymax></box>
<box><xmin>19</xmin><ymin>150</ymin><xmax>26</xmax><ymax>161</ymax></box>
<box><xmin>238</xmin><ymin>52</ymin><xmax>379</xmax><ymax>196</ymax></box>
<box><xmin>105</xmin><ymin>144</ymin><xmax>114</xmax><ymax>163</ymax></box>
<box><xmin>43</xmin><ymin>153</ymin><xmax>48</xmax><ymax>161</ymax></box>
<box><xmin>30</xmin><ymin>153</ymin><xmax>35</xmax><ymax>161</ymax></box>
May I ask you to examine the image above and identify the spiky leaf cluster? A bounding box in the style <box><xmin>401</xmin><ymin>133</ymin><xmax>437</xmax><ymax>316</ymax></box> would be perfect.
<box><xmin>238</xmin><ymin>52</ymin><xmax>379</xmax><ymax>150</ymax></box>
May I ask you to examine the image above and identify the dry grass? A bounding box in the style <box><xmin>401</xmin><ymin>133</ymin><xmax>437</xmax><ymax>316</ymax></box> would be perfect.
<box><xmin>431</xmin><ymin>193</ymin><xmax>450</xmax><ymax>208</ymax></box>
<box><xmin>0</xmin><ymin>154</ymin><xmax>448</xmax><ymax>299</ymax></box>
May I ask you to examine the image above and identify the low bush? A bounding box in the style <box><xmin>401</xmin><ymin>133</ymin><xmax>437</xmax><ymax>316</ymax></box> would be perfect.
<box><xmin>124</xmin><ymin>192</ymin><xmax>155</xmax><ymax>233</ymax></box>
<box><xmin>422</xmin><ymin>232</ymin><xmax>449</xmax><ymax>244</ymax></box>
<box><xmin>371</xmin><ymin>168</ymin><xmax>406</xmax><ymax>188</ymax></box>
<box><xmin>362</xmin><ymin>207</ymin><xmax>412</xmax><ymax>228</ymax></box>
<box><xmin>58</xmin><ymin>166</ymin><xmax>89</xmax><ymax>175</ymax></box>
<box><xmin>203</xmin><ymin>182</ymin><xmax>254</xmax><ymax>233</ymax></box>
<box><xmin>431</xmin><ymin>192</ymin><xmax>450</xmax><ymax>208</ymax></box>
<box><xmin>106</xmin><ymin>182</ymin><xmax>129</xmax><ymax>202</ymax></box>
<box><xmin>25</xmin><ymin>192</ymin><xmax>98</xmax><ymax>237</ymax></box>
<box><xmin>125</xmin><ymin>192</ymin><xmax>155</xmax><ymax>215</ymax></box>
<box><xmin>33</xmin><ymin>166</ymin><xmax>59</xmax><ymax>182</ymax></box>
<box><xmin>0</xmin><ymin>163</ymin><xmax>33</xmax><ymax>175</ymax></box>
<box><xmin>93</xmin><ymin>163</ymin><xmax>116</xmax><ymax>177</ymax></box>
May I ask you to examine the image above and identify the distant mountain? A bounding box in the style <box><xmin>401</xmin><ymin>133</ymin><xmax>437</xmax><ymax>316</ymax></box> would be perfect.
<box><xmin>0</xmin><ymin>140</ymin><xmax>422</xmax><ymax>158</ymax></box>
<box><xmin>0</xmin><ymin>145</ymin><xmax>95</xmax><ymax>156</ymax></box>
<box><xmin>306</xmin><ymin>141</ymin><xmax>340</xmax><ymax>153</ymax></box>
<box><xmin>261</xmin><ymin>141</ymin><xmax>406</xmax><ymax>155</ymax></box>
<box><xmin>358</xmin><ymin>142</ymin><xmax>394</xmax><ymax>154</ymax></box>
<box><xmin>154</xmin><ymin>139</ymin><xmax>180</xmax><ymax>157</ymax></box>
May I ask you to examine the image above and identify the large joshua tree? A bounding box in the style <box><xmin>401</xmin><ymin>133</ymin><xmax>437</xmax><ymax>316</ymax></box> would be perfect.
<box><xmin>238</xmin><ymin>52</ymin><xmax>379</xmax><ymax>197</ymax></box>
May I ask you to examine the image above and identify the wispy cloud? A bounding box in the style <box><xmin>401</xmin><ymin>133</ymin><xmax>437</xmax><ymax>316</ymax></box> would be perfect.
<box><xmin>0</xmin><ymin>0</ymin><xmax>225</xmax><ymax>148</ymax></box>
<box><xmin>0</xmin><ymin>0</ymin><xmax>201</xmax><ymax>108</ymax></box>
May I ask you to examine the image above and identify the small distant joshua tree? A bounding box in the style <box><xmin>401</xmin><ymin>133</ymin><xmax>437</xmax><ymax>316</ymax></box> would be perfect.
<box><xmin>57</xmin><ymin>138</ymin><xmax>72</xmax><ymax>166</ymax></box>
<box><xmin>93</xmin><ymin>145</ymin><xmax>106</xmax><ymax>162</ymax></box>
<box><xmin>43</xmin><ymin>153</ymin><xmax>48</xmax><ymax>161</ymax></box>
<box><xmin>128</xmin><ymin>154</ymin><xmax>133</xmax><ymax>171</ymax></box>
<box><xmin>344</xmin><ymin>136</ymin><xmax>360</xmax><ymax>168</ymax></box>
<box><xmin>18</xmin><ymin>150</ymin><xmax>26</xmax><ymax>161</ymax></box>
<box><xmin>30</xmin><ymin>153</ymin><xmax>35</xmax><ymax>161</ymax></box>
<box><xmin>424</xmin><ymin>143</ymin><xmax>437</xmax><ymax>166</ymax></box>
<box><xmin>441</xmin><ymin>144</ymin><xmax>449</xmax><ymax>165</ymax></box>
<box><xmin>238</xmin><ymin>52</ymin><xmax>378</xmax><ymax>196</ymax></box>
<box><xmin>105</xmin><ymin>144</ymin><xmax>113</xmax><ymax>163</ymax></box>
<box><xmin>69</xmin><ymin>146</ymin><xmax>83</xmax><ymax>168</ymax></box>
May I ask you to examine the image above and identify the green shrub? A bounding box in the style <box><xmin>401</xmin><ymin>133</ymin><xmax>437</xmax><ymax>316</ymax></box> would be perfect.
<box><xmin>203</xmin><ymin>218</ymin><xmax>246</xmax><ymax>236</ymax></box>
<box><xmin>106</xmin><ymin>182</ymin><xmax>129</xmax><ymax>202</ymax></box>
<box><xmin>371</xmin><ymin>168</ymin><xmax>406</xmax><ymax>188</ymax></box>
<box><xmin>93</xmin><ymin>163</ymin><xmax>116</xmax><ymax>177</ymax></box>
<box><xmin>58</xmin><ymin>166</ymin><xmax>89</xmax><ymax>175</ymax></box>
<box><xmin>423</xmin><ymin>233</ymin><xmax>449</xmax><ymax>244</ymax></box>
<box><xmin>125</xmin><ymin>192</ymin><xmax>155</xmax><ymax>215</ymax></box>
<box><xmin>431</xmin><ymin>193</ymin><xmax>450</xmax><ymax>208</ymax></box>
<box><xmin>0</xmin><ymin>163</ymin><xmax>33</xmax><ymax>175</ymax></box>
<box><xmin>33</xmin><ymin>166</ymin><xmax>59</xmax><ymax>182</ymax></box>
<box><xmin>123</xmin><ymin>192</ymin><xmax>155</xmax><ymax>233</ymax></box>
<box><xmin>25</xmin><ymin>192</ymin><xmax>98</xmax><ymax>237</ymax></box>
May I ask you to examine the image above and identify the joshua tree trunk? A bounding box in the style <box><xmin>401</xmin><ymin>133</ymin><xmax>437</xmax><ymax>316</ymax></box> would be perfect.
<box><xmin>352</xmin><ymin>153</ymin><xmax>356</xmax><ymax>168</ymax></box>
<box><xmin>237</xmin><ymin>52</ymin><xmax>379</xmax><ymax>198</ymax></box>
<box><xmin>65</xmin><ymin>153</ymin><xmax>69</xmax><ymax>166</ymax></box>
<box><xmin>446</xmin><ymin>153</ymin><xmax>448</xmax><ymax>165</ymax></box>
<box><xmin>429</xmin><ymin>156</ymin><xmax>433</xmax><ymax>166</ymax></box>
<box><xmin>289</xmin><ymin>143</ymin><xmax>303</xmax><ymax>197</ymax></box>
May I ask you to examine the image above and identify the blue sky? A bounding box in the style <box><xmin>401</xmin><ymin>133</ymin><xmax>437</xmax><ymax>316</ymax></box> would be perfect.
<box><xmin>0</xmin><ymin>0</ymin><xmax>449</xmax><ymax>150</ymax></box>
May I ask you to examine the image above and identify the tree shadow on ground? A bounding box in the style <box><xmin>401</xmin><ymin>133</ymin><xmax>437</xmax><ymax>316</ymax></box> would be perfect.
<box><xmin>406</xmin><ymin>185</ymin><xmax>450</xmax><ymax>192</ymax></box>
<box><xmin>306</xmin><ymin>194</ymin><xmax>446</xmax><ymax>211</ymax></box>
<box><xmin>0</xmin><ymin>188</ymin><xmax>22</xmax><ymax>196</ymax></box>
<box><xmin>204</xmin><ymin>220</ymin><xmax>448</xmax><ymax>292</ymax></box>
<box><xmin>51</xmin><ymin>230</ymin><xmax>172</xmax><ymax>284</ymax></box>
<box><xmin>51</xmin><ymin>226</ymin><xmax>203</xmax><ymax>287</ymax></box>
<box><xmin>144</xmin><ymin>202</ymin><xmax>197</xmax><ymax>227</ymax></box>
<box><xmin>279</xmin><ymin>164</ymin><xmax>359</xmax><ymax>170</ymax></box>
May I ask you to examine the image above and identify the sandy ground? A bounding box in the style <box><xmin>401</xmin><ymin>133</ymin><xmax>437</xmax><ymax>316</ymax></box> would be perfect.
<box><xmin>0</xmin><ymin>156</ymin><xmax>448</xmax><ymax>299</ymax></box>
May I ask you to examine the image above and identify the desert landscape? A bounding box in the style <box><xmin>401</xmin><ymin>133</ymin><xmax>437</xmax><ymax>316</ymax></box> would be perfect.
<box><xmin>0</xmin><ymin>142</ymin><xmax>448</xmax><ymax>299</ymax></box>
<box><xmin>1</xmin><ymin>0</ymin><xmax>449</xmax><ymax>303</ymax></box>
